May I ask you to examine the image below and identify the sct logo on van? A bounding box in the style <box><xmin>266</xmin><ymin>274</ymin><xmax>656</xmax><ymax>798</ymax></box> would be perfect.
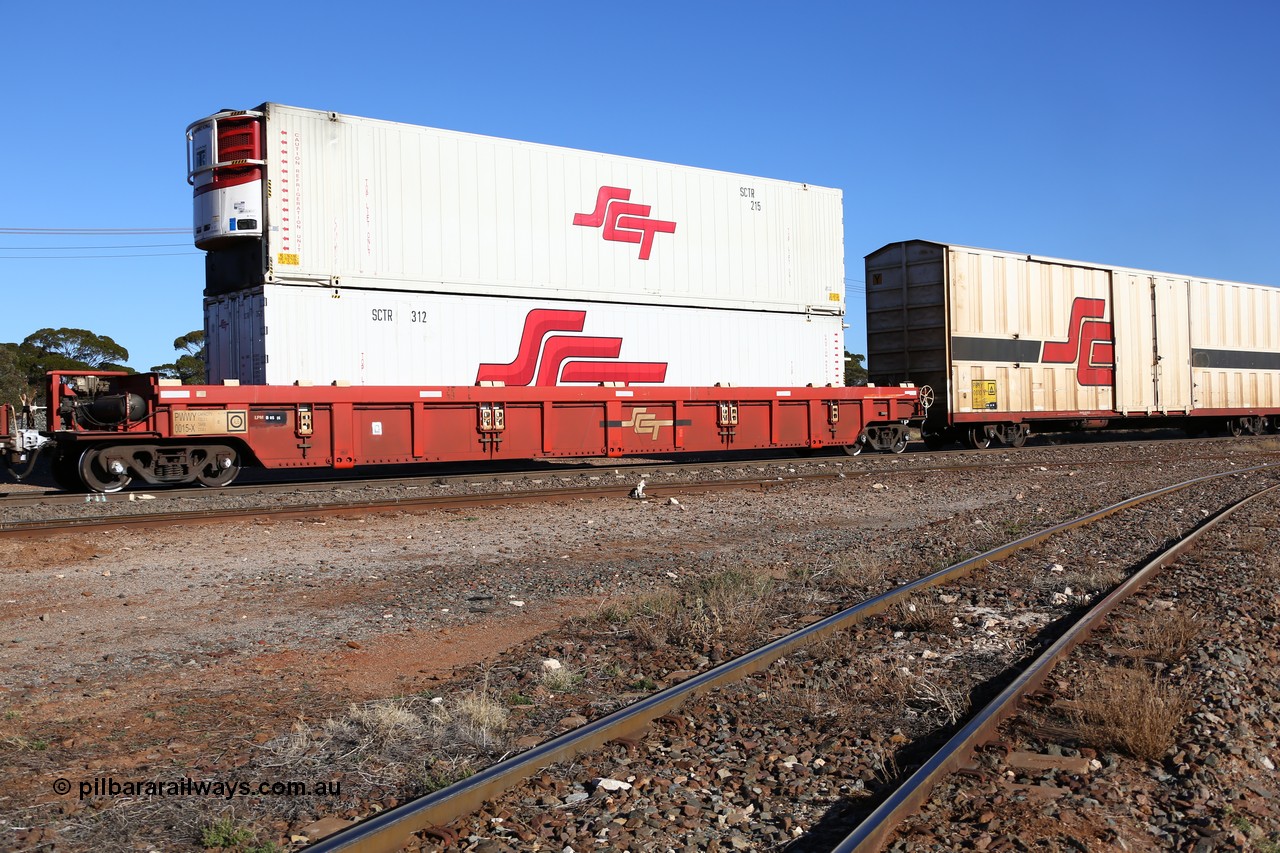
<box><xmin>573</xmin><ymin>186</ymin><xmax>676</xmax><ymax>260</ymax></box>
<box><xmin>1041</xmin><ymin>297</ymin><xmax>1114</xmax><ymax>387</ymax></box>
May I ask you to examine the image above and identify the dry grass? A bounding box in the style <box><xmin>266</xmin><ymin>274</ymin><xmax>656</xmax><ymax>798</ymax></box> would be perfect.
<box><xmin>887</xmin><ymin>598</ymin><xmax>954</xmax><ymax>634</ymax></box>
<box><xmin>908</xmin><ymin>676</ymin><xmax>969</xmax><ymax>725</ymax></box>
<box><xmin>1068</xmin><ymin>666</ymin><xmax>1191</xmax><ymax>761</ymax></box>
<box><xmin>268</xmin><ymin>698</ymin><xmax>434</xmax><ymax>788</ymax></box>
<box><xmin>538</xmin><ymin>662</ymin><xmax>580</xmax><ymax>693</ymax></box>
<box><xmin>867</xmin><ymin>745</ymin><xmax>902</xmax><ymax>787</ymax></box>
<box><xmin>433</xmin><ymin>688</ymin><xmax>510</xmax><ymax>750</ymax></box>
<box><xmin>829</xmin><ymin>656</ymin><xmax>913</xmax><ymax>713</ymax></box>
<box><xmin>329</xmin><ymin>700</ymin><xmax>424</xmax><ymax>747</ymax></box>
<box><xmin>785</xmin><ymin>548</ymin><xmax>896</xmax><ymax>610</ymax></box>
<box><xmin>1128</xmin><ymin>609</ymin><xmax>1204</xmax><ymax>665</ymax></box>
<box><xmin>265</xmin><ymin>684</ymin><xmax>508</xmax><ymax>796</ymax></box>
<box><xmin>830</xmin><ymin>548</ymin><xmax>892</xmax><ymax>589</ymax></box>
<box><xmin>1069</xmin><ymin>562</ymin><xmax>1126</xmax><ymax>596</ymax></box>
<box><xmin>593</xmin><ymin>566</ymin><xmax>775</xmax><ymax>650</ymax></box>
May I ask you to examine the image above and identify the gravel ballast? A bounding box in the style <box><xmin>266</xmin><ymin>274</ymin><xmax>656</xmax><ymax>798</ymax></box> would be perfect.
<box><xmin>0</xmin><ymin>438</ymin><xmax>1277</xmax><ymax>851</ymax></box>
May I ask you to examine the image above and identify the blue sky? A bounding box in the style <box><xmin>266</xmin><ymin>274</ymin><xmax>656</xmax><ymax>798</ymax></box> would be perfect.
<box><xmin>2</xmin><ymin>1</ymin><xmax>1276</xmax><ymax>374</ymax></box>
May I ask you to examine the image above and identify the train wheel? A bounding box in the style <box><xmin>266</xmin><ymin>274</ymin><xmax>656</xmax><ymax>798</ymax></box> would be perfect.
<box><xmin>78</xmin><ymin>448</ymin><xmax>131</xmax><ymax>493</ymax></box>
<box><xmin>1227</xmin><ymin>418</ymin><xmax>1244</xmax><ymax>438</ymax></box>
<box><xmin>841</xmin><ymin>436</ymin><xmax>865</xmax><ymax>456</ymax></box>
<box><xmin>888</xmin><ymin>429</ymin><xmax>909</xmax><ymax>454</ymax></box>
<box><xmin>967</xmin><ymin>426</ymin><xmax>993</xmax><ymax>450</ymax></box>
<box><xmin>194</xmin><ymin>447</ymin><xmax>241</xmax><ymax>488</ymax></box>
<box><xmin>1007</xmin><ymin>425</ymin><xmax>1029</xmax><ymax>448</ymax></box>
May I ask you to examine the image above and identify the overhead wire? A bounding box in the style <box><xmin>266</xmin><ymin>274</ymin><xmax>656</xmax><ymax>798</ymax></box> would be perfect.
<box><xmin>0</xmin><ymin>227</ymin><xmax>197</xmax><ymax>259</ymax></box>
<box><xmin>0</xmin><ymin>252</ymin><xmax>200</xmax><ymax>259</ymax></box>
<box><xmin>0</xmin><ymin>243</ymin><xmax>191</xmax><ymax>250</ymax></box>
<box><xmin>0</xmin><ymin>227</ymin><xmax>189</xmax><ymax>234</ymax></box>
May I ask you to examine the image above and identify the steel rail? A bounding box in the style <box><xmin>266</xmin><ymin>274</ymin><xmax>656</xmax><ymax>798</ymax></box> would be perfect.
<box><xmin>3</xmin><ymin>432</ymin><xmax>1274</xmax><ymax>508</ymax></box>
<box><xmin>6</xmin><ymin>444</ymin><xmax>1277</xmax><ymax>532</ymax></box>
<box><xmin>0</xmin><ymin>452</ymin><xmax>855</xmax><ymax>512</ymax></box>
<box><xmin>832</xmin><ymin>479</ymin><xmax>1280</xmax><ymax>853</ymax></box>
<box><xmin>304</xmin><ymin>462</ymin><xmax>1280</xmax><ymax>852</ymax></box>
<box><xmin>0</xmin><ymin>474</ymin><xmax>800</xmax><ymax>536</ymax></box>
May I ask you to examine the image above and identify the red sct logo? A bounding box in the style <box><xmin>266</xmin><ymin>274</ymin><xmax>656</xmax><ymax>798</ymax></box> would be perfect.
<box><xmin>1042</xmin><ymin>297</ymin><xmax>1114</xmax><ymax>387</ymax></box>
<box><xmin>476</xmin><ymin>309</ymin><xmax>669</xmax><ymax>386</ymax></box>
<box><xmin>573</xmin><ymin>186</ymin><xmax>676</xmax><ymax>260</ymax></box>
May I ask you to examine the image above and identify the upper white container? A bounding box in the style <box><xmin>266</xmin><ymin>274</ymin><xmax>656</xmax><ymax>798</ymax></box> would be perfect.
<box><xmin>188</xmin><ymin>104</ymin><xmax>845</xmax><ymax>316</ymax></box>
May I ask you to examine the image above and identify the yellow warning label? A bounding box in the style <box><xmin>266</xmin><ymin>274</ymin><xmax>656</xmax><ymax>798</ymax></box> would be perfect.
<box><xmin>172</xmin><ymin>410</ymin><xmax>249</xmax><ymax>436</ymax></box>
<box><xmin>828</xmin><ymin>292</ymin><xmax>841</xmax><ymax>302</ymax></box>
<box><xmin>277</xmin><ymin>252</ymin><xmax>300</xmax><ymax>266</ymax></box>
<box><xmin>971</xmin><ymin>380</ymin><xmax>998</xmax><ymax>410</ymax></box>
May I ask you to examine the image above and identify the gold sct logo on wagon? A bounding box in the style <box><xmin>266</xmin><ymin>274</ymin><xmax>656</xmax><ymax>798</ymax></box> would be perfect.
<box><xmin>622</xmin><ymin>407</ymin><xmax>675</xmax><ymax>440</ymax></box>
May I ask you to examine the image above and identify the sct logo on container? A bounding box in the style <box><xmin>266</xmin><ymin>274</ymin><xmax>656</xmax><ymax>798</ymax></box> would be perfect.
<box><xmin>476</xmin><ymin>309</ymin><xmax>668</xmax><ymax>386</ymax></box>
<box><xmin>573</xmin><ymin>186</ymin><xmax>677</xmax><ymax>260</ymax></box>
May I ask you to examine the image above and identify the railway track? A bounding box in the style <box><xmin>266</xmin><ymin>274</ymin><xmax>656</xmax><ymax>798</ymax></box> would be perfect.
<box><xmin>835</xmin><ymin>478</ymin><xmax>1280</xmax><ymax>851</ymax></box>
<box><xmin>7</xmin><ymin>441</ymin><xmax>1278</xmax><ymax>851</ymax></box>
<box><xmin>297</xmin><ymin>462</ymin><xmax>1280</xmax><ymax>852</ymax></box>
<box><xmin>4</xmin><ymin>436</ymin><xmax>1277</xmax><ymax>535</ymax></box>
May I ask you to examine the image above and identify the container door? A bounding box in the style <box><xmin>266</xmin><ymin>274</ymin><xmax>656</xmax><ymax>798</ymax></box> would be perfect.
<box><xmin>1110</xmin><ymin>271</ymin><xmax>1156</xmax><ymax>414</ymax></box>
<box><xmin>1152</xmin><ymin>276</ymin><xmax>1192</xmax><ymax>412</ymax></box>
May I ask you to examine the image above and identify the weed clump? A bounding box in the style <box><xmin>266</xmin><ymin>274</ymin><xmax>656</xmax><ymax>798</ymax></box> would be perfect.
<box><xmin>1068</xmin><ymin>666</ymin><xmax>1190</xmax><ymax>761</ymax></box>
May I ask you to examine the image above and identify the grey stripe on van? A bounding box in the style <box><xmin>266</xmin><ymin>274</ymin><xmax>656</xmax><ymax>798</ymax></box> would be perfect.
<box><xmin>1191</xmin><ymin>349</ymin><xmax>1280</xmax><ymax>370</ymax></box>
<box><xmin>950</xmin><ymin>336</ymin><xmax>1044</xmax><ymax>363</ymax></box>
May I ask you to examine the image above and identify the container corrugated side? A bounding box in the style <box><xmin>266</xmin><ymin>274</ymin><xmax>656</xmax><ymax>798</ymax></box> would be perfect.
<box><xmin>865</xmin><ymin>240</ymin><xmax>948</xmax><ymax>384</ymax></box>
<box><xmin>256</xmin><ymin>104</ymin><xmax>843</xmax><ymax>315</ymax></box>
<box><xmin>870</xmin><ymin>239</ymin><xmax>1280</xmax><ymax>422</ymax></box>
<box><xmin>204</xmin><ymin>285</ymin><xmax>844</xmax><ymax>388</ymax></box>
<box><xmin>1110</xmin><ymin>269</ymin><xmax>1192</xmax><ymax>414</ymax></box>
<box><xmin>1189</xmin><ymin>278</ymin><xmax>1280</xmax><ymax>409</ymax></box>
<box><xmin>943</xmin><ymin>245</ymin><xmax>1115</xmax><ymax>417</ymax></box>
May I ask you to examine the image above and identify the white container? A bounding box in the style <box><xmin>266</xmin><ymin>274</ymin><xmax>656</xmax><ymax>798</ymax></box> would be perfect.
<box><xmin>205</xmin><ymin>285</ymin><xmax>845</xmax><ymax>388</ymax></box>
<box><xmin>189</xmin><ymin>104</ymin><xmax>845</xmax><ymax>317</ymax></box>
<box><xmin>866</xmin><ymin>240</ymin><xmax>1280</xmax><ymax>421</ymax></box>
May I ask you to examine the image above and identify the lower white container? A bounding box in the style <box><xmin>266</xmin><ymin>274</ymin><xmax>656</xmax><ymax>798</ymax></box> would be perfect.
<box><xmin>205</xmin><ymin>286</ymin><xmax>845</xmax><ymax>388</ymax></box>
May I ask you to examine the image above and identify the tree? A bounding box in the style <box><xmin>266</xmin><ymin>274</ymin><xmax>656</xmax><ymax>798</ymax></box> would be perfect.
<box><xmin>1</xmin><ymin>328</ymin><xmax>138</xmax><ymax>411</ymax></box>
<box><xmin>0</xmin><ymin>342</ymin><xmax>33</xmax><ymax>414</ymax></box>
<box><xmin>844</xmin><ymin>351</ymin><xmax>868</xmax><ymax>386</ymax></box>
<box><xmin>21</xmin><ymin>328</ymin><xmax>132</xmax><ymax>378</ymax></box>
<box><xmin>151</xmin><ymin>330</ymin><xmax>206</xmax><ymax>385</ymax></box>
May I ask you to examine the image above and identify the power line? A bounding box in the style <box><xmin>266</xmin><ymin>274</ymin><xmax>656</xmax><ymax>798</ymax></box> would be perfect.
<box><xmin>0</xmin><ymin>227</ymin><xmax>189</xmax><ymax>234</ymax></box>
<box><xmin>0</xmin><ymin>252</ymin><xmax>200</xmax><ymax>260</ymax></box>
<box><xmin>0</xmin><ymin>243</ymin><xmax>191</xmax><ymax>250</ymax></box>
